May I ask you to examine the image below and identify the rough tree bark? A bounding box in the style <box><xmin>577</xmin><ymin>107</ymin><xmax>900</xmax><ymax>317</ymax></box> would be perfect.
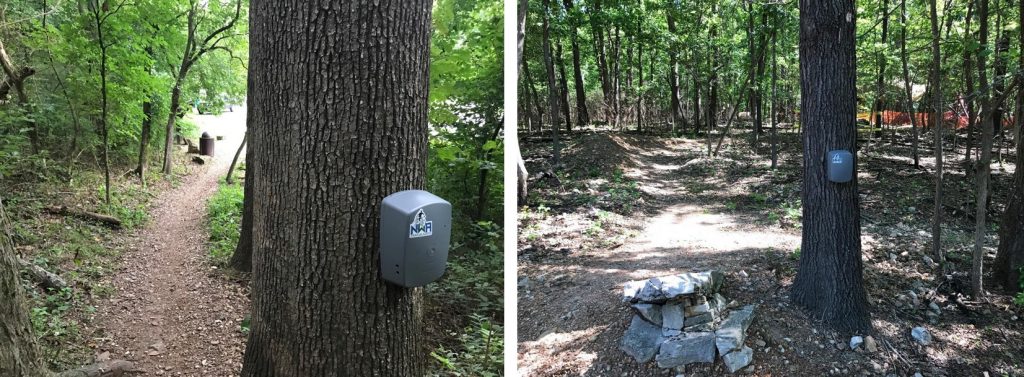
<box><xmin>239</xmin><ymin>0</ymin><xmax>432</xmax><ymax>374</ymax></box>
<box><xmin>790</xmin><ymin>0</ymin><xmax>872</xmax><ymax>332</ymax></box>
<box><xmin>0</xmin><ymin>198</ymin><xmax>49</xmax><ymax>376</ymax></box>
<box><xmin>992</xmin><ymin>0</ymin><xmax>1024</xmax><ymax>293</ymax></box>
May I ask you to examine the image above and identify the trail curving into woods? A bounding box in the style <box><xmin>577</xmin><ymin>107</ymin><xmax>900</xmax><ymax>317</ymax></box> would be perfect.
<box><xmin>89</xmin><ymin>108</ymin><xmax>249</xmax><ymax>376</ymax></box>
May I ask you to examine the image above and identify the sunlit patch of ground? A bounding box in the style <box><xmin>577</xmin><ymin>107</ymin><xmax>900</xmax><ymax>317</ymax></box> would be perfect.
<box><xmin>519</xmin><ymin>126</ymin><xmax>1022</xmax><ymax>376</ymax></box>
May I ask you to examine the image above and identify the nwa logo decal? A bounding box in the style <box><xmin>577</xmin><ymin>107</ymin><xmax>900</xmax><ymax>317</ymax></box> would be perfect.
<box><xmin>409</xmin><ymin>209</ymin><xmax>433</xmax><ymax>238</ymax></box>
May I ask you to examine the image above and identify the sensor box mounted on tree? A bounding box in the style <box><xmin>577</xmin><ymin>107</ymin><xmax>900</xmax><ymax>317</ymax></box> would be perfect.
<box><xmin>379</xmin><ymin>190</ymin><xmax>452</xmax><ymax>287</ymax></box>
<box><xmin>828</xmin><ymin>150</ymin><xmax>854</xmax><ymax>183</ymax></box>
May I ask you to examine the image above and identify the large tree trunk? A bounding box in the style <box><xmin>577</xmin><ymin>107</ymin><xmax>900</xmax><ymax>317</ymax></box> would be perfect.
<box><xmin>0</xmin><ymin>198</ymin><xmax>49</xmax><ymax>376</ymax></box>
<box><xmin>791</xmin><ymin>0</ymin><xmax>872</xmax><ymax>332</ymax></box>
<box><xmin>563</xmin><ymin>0</ymin><xmax>589</xmax><ymax>127</ymax></box>
<box><xmin>993</xmin><ymin>0</ymin><xmax>1024</xmax><ymax>293</ymax></box>
<box><xmin>542</xmin><ymin>0</ymin><xmax>562</xmax><ymax>166</ymax></box>
<box><xmin>239</xmin><ymin>1</ymin><xmax>431</xmax><ymax>374</ymax></box>
<box><xmin>994</xmin><ymin>111</ymin><xmax>1024</xmax><ymax>292</ymax></box>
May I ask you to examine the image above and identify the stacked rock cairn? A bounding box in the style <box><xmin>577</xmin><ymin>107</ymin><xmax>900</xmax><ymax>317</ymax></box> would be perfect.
<box><xmin>620</xmin><ymin>270</ymin><xmax>756</xmax><ymax>373</ymax></box>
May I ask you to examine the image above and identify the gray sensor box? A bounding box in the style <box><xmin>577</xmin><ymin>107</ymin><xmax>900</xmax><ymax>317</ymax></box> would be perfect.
<box><xmin>379</xmin><ymin>190</ymin><xmax>452</xmax><ymax>287</ymax></box>
<box><xmin>828</xmin><ymin>150</ymin><xmax>854</xmax><ymax>183</ymax></box>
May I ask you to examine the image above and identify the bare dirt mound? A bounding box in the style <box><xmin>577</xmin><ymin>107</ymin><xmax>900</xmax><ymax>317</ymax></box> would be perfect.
<box><xmin>87</xmin><ymin>110</ymin><xmax>249</xmax><ymax>376</ymax></box>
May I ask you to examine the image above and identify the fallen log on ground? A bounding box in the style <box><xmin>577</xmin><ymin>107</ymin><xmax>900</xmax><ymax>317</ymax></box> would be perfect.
<box><xmin>58</xmin><ymin>360</ymin><xmax>137</xmax><ymax>377</ymax></box>
<box><xmin>45</xmin><ymin>206</ymin><xmax>122</xmax><ymax>229</ymax></box>
<box><xmin>18</xmin><ymin>257</ymin><xmax>68</xmax><ymax>291</ymax></box>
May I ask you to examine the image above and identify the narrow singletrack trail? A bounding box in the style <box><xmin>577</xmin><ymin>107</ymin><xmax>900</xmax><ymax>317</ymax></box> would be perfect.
<box><xmin>90</xmin><ymin>108</ymin><xmax>249</xmax><ymax>376</ymax></box>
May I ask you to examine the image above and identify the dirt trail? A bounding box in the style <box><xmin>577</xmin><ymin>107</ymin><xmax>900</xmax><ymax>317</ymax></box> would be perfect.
<box><xmin>90</xmin><ymin>108</ymin><xmax>249</xmax><ymax>376</ymax></box>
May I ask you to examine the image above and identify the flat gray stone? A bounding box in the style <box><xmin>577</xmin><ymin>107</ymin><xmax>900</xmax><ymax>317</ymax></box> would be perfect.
<box><xmin>623</xmin><ymin>280</ymin><xmax>645</xmax><ymax>302</ymax></box>
<box><xmin>684</xmin><ymin>312</ymin><xmax>712</xmax><ymax>327</ymax></box>
<box><xmin>715</xmin><ymin>305</ymin><xmax>756</xmax><ymax>355</ymax></box>
<box><xmin>911</xmin><ymin>327</ymin><xmax>932</xmax><ymax>345</ymax></box>
<box><xmin>711</xmin><ymin>293</ymin><xmax>728</xmax><ymax>313</ymax></box>
<box><xmin>656</xmin><ymin>332</ymin><xmax>716</xmax><ymax>368</ymax></box>
<box><xmin>635</xmin><ymin>278</ymin><xmax>668</xmax><ymax>303</ymax></box>
<box><xmin>662</xmin><ymin>303</ymin><xmax>685</xmax><ymax>331</ymax></box>
<box><xmin>632</xmin><ymin>303</ymin><xmax>663</xmax><ymax>326</ymax></box>
<box><xmin>621</xmin><ymin>315</ymin><xmax>666</xmax><ymax>363</ymax></box>
<box><xmin>683</xmin><ymin>322</ymin><xmax>715</xmax><ymax>332</ymax></box>
<box><xmin>685</xmin><ymin>302</ymin><xmax>711</xmax><ymax>317</ymax></box>
<box><xmin>721</xmin><ymin>345</ymin><xmax>753</xmax><ymax>373</ymax></box>
<box><xmin>632</xmin><ymin>271</ymin><xmax>726</xmax><ymax>303</ymax></box>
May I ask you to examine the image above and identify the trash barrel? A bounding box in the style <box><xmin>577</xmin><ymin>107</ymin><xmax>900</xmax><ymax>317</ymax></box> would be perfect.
<box><xmin>199</xmin><ymin>132</ymin><xmax>215</xmax><ymax>157</ymax></box>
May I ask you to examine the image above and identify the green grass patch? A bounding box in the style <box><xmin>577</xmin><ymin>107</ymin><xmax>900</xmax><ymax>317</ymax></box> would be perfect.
<box><xmin>206</xmin><ymin>181</ymin><xmax>244</xmax><ymax>266</ymax></box>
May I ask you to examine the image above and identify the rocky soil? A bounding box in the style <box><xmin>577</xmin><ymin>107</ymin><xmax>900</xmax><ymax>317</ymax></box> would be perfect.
<box><xmin>517</xmin><ymin>127</ymin><xmax>1023</xmax><ymax>376</ymax></box>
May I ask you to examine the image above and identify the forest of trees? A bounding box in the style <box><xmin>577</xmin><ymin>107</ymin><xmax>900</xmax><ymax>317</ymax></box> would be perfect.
<box><xmin>519</xmin><ymin>0</ymin><xmax>1024</xmax><ymax>330</ymax></box>
<box><xmin>2</xmin><ymin>0</ymin><xmax>502</xmax><ymax>375</ymax></box>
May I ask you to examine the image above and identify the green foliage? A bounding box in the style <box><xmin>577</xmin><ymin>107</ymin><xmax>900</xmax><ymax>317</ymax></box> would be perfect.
<box><xmin>98</xmin><ymin>185</ymin><xmax>150</xmax><ymax>229</ymax></box>
<box><xmin>206</xmin><ymin>181</ymin><xmax>244</xmax><ymax>266</ymax></box>
<box><xmin>430</xmin><ymin>314</ymin><xmax>503</xmax><ymax>377</ymax></box>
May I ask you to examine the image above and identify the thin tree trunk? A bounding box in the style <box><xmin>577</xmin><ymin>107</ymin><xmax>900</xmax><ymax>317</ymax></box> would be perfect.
<box><xmin>162</xmin><ymin>78</ymin><xmax>185</xmax><ymax>174</ymax></box>
<box><xmin>563</xmin><ymin>0</ymin><xmax>589</xmax><ymax>127</ymax></box>
<box><xmin>225</xmin><ymin>133</ymin><xmax>247</xmax><ymax>184</ymax></box>
<box><xmin>971</xmin><ymin>0</ymin><xmax>991</xmax><ymax>298</ymax></box>
<box><xmin>770</xmin><ymin>15</ymin><xmax>779</xmax><ymax>170</ymax></box>
<box><xmin>965</xmin><ymin>0</ymin><xmax>977</xmax><ymax>163</ymax></box>
<box><xmin>137</xmin><ymin>97</ymin><xmax>157</xmax><ymax>182</ymax></box>
<box><xmin>930</xmin><ymin>0</ymin><xmax>946</xmax><ymax>265</ymax></box>
<box><xmin>667</xmin><ymin>7</ymin><xmax>682</xmax><ymax>129</ymax></box>
<box><xmin>900</xmin><ymin>0</ymin><xmax>920</xmax><ymax>167</ymax></box>
<box><xmin>228</xmin><ymin>135</ymin><xmax>252</xmax><ymax>272</ymax></box>
<box><xmin>873</xmin><ymin>0</ymin><xmax>890</xmax><ymax>142</ymax></box>
<box><xmin>239</xmin><ymin>1</ymin><xmax>431</xmax><ymax>373</ymax></box>
<box><xmin>791</xmin><ymin>0</ymin><xmax>872</xmax><ymax>332</ymax></box>
<box><xmin>523</xmin><ymin>58</ymin><xmax>545</xmax><ymax>131</ymax></box>
<box><xmin>556</xmin><ymin>41</ymin><xmax>572</xmax><ymax>133</ymax></box>
<box><xmin>542</xmin><ymin>0</ymin><xmax>562</xmax><ymax>166</ymax></box>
